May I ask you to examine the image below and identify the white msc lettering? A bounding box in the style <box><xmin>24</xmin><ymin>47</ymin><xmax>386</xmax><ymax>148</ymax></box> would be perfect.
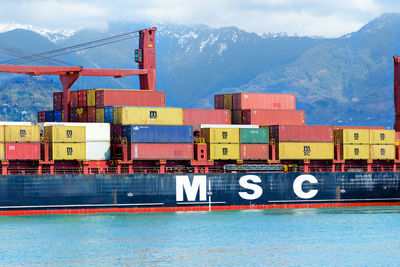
<box><xmin>238</xmin><ymin>175</ymin><xmax>263</xmax><ymax>200</ymax></box>
<box><xmin>293</xmin><ymin>174</ymin><xmax>318</xmax><ymax>199</ymax></box>
<box><xmin>176</xmin><ymin>175</ymin><xmax>207</xmax><ymax>202</ymax></box>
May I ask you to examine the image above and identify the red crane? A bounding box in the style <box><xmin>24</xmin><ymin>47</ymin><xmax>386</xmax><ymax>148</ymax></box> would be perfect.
<box><xmin>394</xmin><ymin>55</ymin><xmax>400</xmax><ymax>131</ymax></box>
<box><xmin>0</xmin><ymin>27</ymin><xmax>157</xmax><ymax>122</ymax></box>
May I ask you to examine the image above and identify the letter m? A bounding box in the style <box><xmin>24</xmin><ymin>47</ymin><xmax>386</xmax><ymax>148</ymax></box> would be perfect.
<box><xmin>176</xmin><ymin>175</ymin><xmax>207</xmax><ymax>202</ymax></box>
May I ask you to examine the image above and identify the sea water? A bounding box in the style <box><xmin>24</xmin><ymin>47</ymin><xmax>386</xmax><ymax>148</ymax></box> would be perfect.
<box><xmin>0</xmin><ymin>207</ymin><xmax>400</xmax><ymax>266</ymax></box>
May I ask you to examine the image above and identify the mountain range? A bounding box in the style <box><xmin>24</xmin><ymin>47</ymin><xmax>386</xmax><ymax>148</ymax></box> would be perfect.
<box><xmin>0</xmin><ymin>13</ymin><xmax>400</xmax><ymax>127</ymax></box>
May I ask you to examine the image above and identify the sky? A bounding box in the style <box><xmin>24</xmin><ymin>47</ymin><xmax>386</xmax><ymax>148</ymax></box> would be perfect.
<box><xmin>0</xmin><ymin>0</ymin><xmax>399</xmax><ymax>37</ymax></box>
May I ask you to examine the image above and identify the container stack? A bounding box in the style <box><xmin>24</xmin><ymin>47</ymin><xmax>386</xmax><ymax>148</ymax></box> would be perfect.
<box><xmin>270</xmin><ymin>125</ymin><xmax>334</xmax><ymax>160</ymax></box>
<box><xmin>201</xmin><ymin>127</ymin><xmax>240</xmax><ymax>160</ymax></box>
<box><xmin>240</xmin><ymin>128</ymin><xmax>269</xmax><ymax>160</ymax></box>
<box><xmin>0</xmin><ymin>122</ymin><xmax>40</xmax><ymax>161</ymax></box>
<box><xmin>122</xmin><ymin>125</ymin><xmax>193</xmax><ymax>160</ymax></box>
<box><xmin>335</xmin><ymin>129</ymin><xmax>395</xmax><ymax>160</ymax></box>
<box><xmin>215</xmin><ymin>93</ymin><xmax>305</xmax><ymax>126</ymax></box>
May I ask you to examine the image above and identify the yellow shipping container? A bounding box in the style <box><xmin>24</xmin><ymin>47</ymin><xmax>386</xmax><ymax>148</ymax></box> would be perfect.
<box><xmin>371</xmin><ymin>145</ymin><xmax>395</xmax><ymax>160</ymax></box>
<box><xmin>279</xmin><ymin>142</ymin><xmax>334</xmax><ymax>160</ymax></box>
<box><xmin>4</xmin><ymin>125</ymin><xmax>40</xmax><ymax>142</ymax></box>
<box><xmin>335</xmin><ymin>129</ymin><xmax>370</xmax><ymax>144</ymax></box>
<box><xmin>0</xmin><ymin>125</ymin><xmax>3</xmax><ymax>142</ymax></box>
<box><xmin>342</xmin><ymin>144</ymin><xmax>370</xmax><ymax>160</ymax></box>
<box><xmin>44</xmin><ymin>126</ymin><xmax>86</xmax><ymax>143</ymax></box>
<box><xmin>201</xmin><ymin>128</ymin><xmax>239</xmax><ymax>144</ymax></box>
<box><xmin>369</xmin><ymin>130</ymin><xmax>395</xmax><ymax>145</ymax></box>
<box><xmin>51</xmin><ymin>143</ymin><xmax>86</xmax><ymax>160</ymax></box>
<box><xmin>114</xmin><ymin>106</ymin><xmax>183</xmax><ymax>125</ymax></box>
<box><xmin>208</xmin><ymin>143</ymin><xmax>240</xmax><ymax>160</ymax></box>
<box><xmin>223</xmin><ymin>94</ymin><xmax>233</xmax><ymax>110</ymax></box>
<box><xmin>87</xmin><ymin>89</ymin><xmax>97</xmax><ymax>107</ymax></box>
<box><xmin>0</xmin><ymin>143</ymin><xmax>4</xmax><ymax>160</ymax></box>
<box><xmin>96</xmin><ymin>108</ymin><xmax>104</xmax><ymax>122</ymax></box>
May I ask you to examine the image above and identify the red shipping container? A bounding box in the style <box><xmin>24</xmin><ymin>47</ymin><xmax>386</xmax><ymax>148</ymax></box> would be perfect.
<box><xmin>129</xmin><ymin>143</ymin><xmax>193</xmax><ymax>160</ymax></box>
<box><xmin>396</xmin><ymin>131</ymin><xmax>400</xmax><ymax>142</ymax></box>
<box><xmin>232</xmin><ymin>93</ymin><xmax>296</xmax><ymax>110</ymax></box>
<box><xmin>5</xmin><ymin>143</ymin><xmax>41</xmax><ymax>160</ymax></box>
<box><xmin>240</xmin><ymin>144</ymin><xmax>269</xmax><ymax>160</ymax></box>
<box><xmin>183</xmin><ymin>109</ymin><xmax>231</xmax><ymax>125</ymax></box>
<box><xmin>214</xmin><ymin>94</ymin><xmax>224</xmax><ymax>109</ymax></box>
<box><xmin>95</xmin><ymin>89</ymin><xmax>166</xmax><ymax>107</ymax></box>
<box><xmin>70</xmin><ymin>91</ymin><xmax>79</xmax><ymax>108</ymax></box>
<box><xmin>53</xmin><ymin>92</ymin><xmax>63</xmax><ymax>110</ymax></box>
<box><xmin>87</xmin><ymin>107</ymin><xmax>96</xmax><ymax>122</ymax></box>
<box><xmin>111</xmin><ymin>124</ymin><xmax>123</xmax><ymax>143</ymax></box>
<box><xmin>242</xmin><ymin>110</ymin><xmax>305</xmax><ymax>125</ymax></box>
<box><xmin>37</xmin><ymin>111</ymin><xmax>46</xmax><ymax>122</ymax></box>
<box><xmin>333</xmin><ymin>126</ymin><xmax>386</xmax><ymax>130</ymax></box>
<box><xmin>270</xmin><ymin>125</ymin><xmax>333</xmax><ymax>142</ymax></box>
<box><xmin>78</xmin><ymin>90</ymin><xmax>87</xmax><ymax>107</ymax></box>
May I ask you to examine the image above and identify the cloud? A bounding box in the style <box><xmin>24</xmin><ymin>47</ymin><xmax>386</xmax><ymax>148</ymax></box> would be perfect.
<box><xmin>0</xmin><ymin>0</ymin><xmax>399</xmax><ymax>37</ymax></box>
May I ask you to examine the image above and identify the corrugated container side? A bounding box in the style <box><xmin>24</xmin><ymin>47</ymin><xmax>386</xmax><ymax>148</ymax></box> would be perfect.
<box><xmin>214</xmin><ymin>95</ymin><xmax>224</xmax><ymax>109</ymax></box>
<box><xmin>117</xmin><ymin>107</ymin><xmax>183</xmax><ymax>125</ymax></box>
<box><xmin>369</xmin><ymin>130</ymin><xmax>395</xmax><ymax>145</ymax></box>
<box><xmin>111</xmin><ymin>124</ymin><xmax>123</xmax><ymax>142</ymax></box>
<box><xmin>129</xmin><ymin>143</ymin><xmax>193</xmax><ymax>160</ymax></box>
<box><xmin>5</xmin><ymin>143</ymin><xmax>40</xmax><ymax>160</ymax></box>
<box><xmin>201</xmin><ymin>128</ymin><xmax>239</xmax><ymax>144</ymax></box>
<box><xmin>95</xmin><ymin>89</ymin><xmax>166</xmax><ymax>107</ymax></box>
<box><xmin>371</xmin><ymin>145</ymin><xmax>395</xmax><ymax>160</ymax></box>
<box><xmin>41</xmin><ymin>123</ymin><xmax>110</xmax><ymax>142</ymax></box>
<box><xmin>70</xmin><ymin>91</ymin><xmax>79</xmax><ymax>108</ymax></box>
<box><xmin>223</xmin><ymin>94</ymin><xmax>233</xmax><ymax>110</ymax></box>
<box><xmin>270</xmin><ymin>125</ymin><xmax>333</xmax><ymax>142</ymax></box>
<box><xmin>242</xmin><ymin>110</ymin><xmax>305</xmax><ymax>125</ymax></box>
<box><xmin>78</xmin><ymin>90</ymin><xmax>87</xmax><ymax>107</ymax></box>
<box><xmin>278</xmin><ymin>142</ymin><xmax>334</xmax><ymax>160</ymax></box>
<box><xmin>53</xmin><ymin>92</ymin><xmax>63</xmax><ymax>110</ymax></box>
<box><xmin>45</xmin><ymin>111</ymin><xmax>54</xmax><ymax>122</ymax></box>
<box><xmin>53</xmin><ymin>110</ymin><xmax>62</xmax><ymax>122</ymax></box>
<box><xmin>86</xmin><ymin>141</ymin><xmax>110</xmax><ymax>160</ymax></box>
<box><xmin>37</xmin><ymin>111</ymin><xmax>46</xmax><ymax>122</ymax></box>
<box><xmin>240</xmin><ymin>128</ymin><xmax>269</xmax><ymax>144</ymax></box>
<box><xmin>232</xmin><ymin>93</ymin><xmax>296</xmax><ymax>110</ymax></box>
<box><xmin>0</xmin><ymin>125</ymin><xmax>3</xmax><ymax>142</ymax></box>
<box><xmin>335</xmin><ymin>129</ymin><xmax>370</xmax><ymax>144</ymax></box>
<box><xmin>0</xmin><ymin>143</ymin><xmax>4</xmax><ymax>160</ymax></box>
<box><xmin>104</xmin><ymin>106</ymin><xmax>113</xmax><ymax>123</ymax></box>
<box><xmin>334</xmin><ymin>126</ymin><xmax>386</xmax><ymax>130</ymax></box>
<box><xmin>240</xmin><ymin>144</ymin><xmax>269</xmax><ymax>160</ymax></box>
<box><xmin>96</xmin><ymin>108</ymin><xmax>105</xmax><ymax>122</ymax></box>
<box><xmin>4</xmin><ymin>125</ymin><xmax>40</xmax><ymax>142</ymax></box>
<box><xmin>44</xmin><ymin>126</ymin><xmax>86</xmax><ymax>143</ymax></box>
<box><xmin>76</xmin><ymin>107</ymin><xmax>87</xmax><ymax>122</ymax></box>
<box><xmin>231</xmin><ymin>110</ymin><xmax>242</xmax><ymax>124</ymax></box>
<box><xmin>208</xmin><ymin>143</ymin><xmax>240</xmax><ymax>160</ymax></box>
<box><xmin>87</xmin><ymin>89</ymin><xmax>97</xmax><ymax>107</ymax></box>
<box><xmin>50</xmin><ymin>143</ymin><xmax>86</xmax><ymax>160</ymax></box>
<box><xmin>87</xmin><ymin>107</ymin><xmax>96</xmax><ymax>122</ymax></box>
<box><xmin>396</xmin><ymin>131</ymin><xmax>400</xmax><ymax>146</ymax></box>
<box><xmin>342</xmin><ymin>144</ymin><xmax>370</xmax><ymax>160</ymax></box>
<box><xmin>123</xmin><ymin>125</ymin><xmax>193</xmax><ymax>143</ymax></box>
<box><xmin>183</xmin><ymin>109</ymin><xmax>231</xmax><ymax>125</ymax></box>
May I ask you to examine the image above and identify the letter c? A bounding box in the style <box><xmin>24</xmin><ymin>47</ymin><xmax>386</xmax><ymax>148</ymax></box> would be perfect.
<box><xmin>293</xmin><ymin>174</ymin><xmax>318</xmax><ymax>199</ymax></box>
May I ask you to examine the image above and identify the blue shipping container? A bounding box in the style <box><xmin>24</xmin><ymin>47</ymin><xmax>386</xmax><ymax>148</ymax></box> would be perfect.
<box><xmin>45</xmin><ymin>111</ymin><xmax>54</xmax><ymax>122</ymax></box>
<box><xmin>104</xmin><ymin>106</ymin><xmax>113</xmax><ymax>123</ymax></box>
<box><xmin>123</xmin><ymin>125</ymin><xmax>193</xmax><ymax>143</ymax></box>
<box><xmin>54</xmin><ymin>109</ymin><xmax>62</xmax><ymax>122</ymax></box>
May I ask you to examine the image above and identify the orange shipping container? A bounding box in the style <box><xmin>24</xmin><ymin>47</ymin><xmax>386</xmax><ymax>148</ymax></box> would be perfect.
<box><xmin>183</xmin><ymin>109</ymin><xmax>231</xmax><ymax>125</ymax></box>
<box><xmin>232</xmin><ymin>93</ymin><xmax>296</xmax><ymax>110</ymax></box>
<box><xmin>129</xmin><ymin>143</ymin><xmax>193</xmax><ymax>160</ymax></box>
<box><xmin>53</xmin><ymin>92</ymin><xmax>63</xmax><ymax>110</ymax></box>
<box><xmin>70</xmin><ymin>91</ymin><xmax>79</xmax><ymax>108</ymax></box>
<box><xmin>78</xmin><ymin>90</ymin><xmax>87</xmax><ymax>107</ymax></box>
<box><xmin>87</xmin><ymin>107</ymin><xmax>96</xmax><ymax>122</ymax></box>
<box><xmin>214</xmin><ymin>94</ymin><xmax>224</xmax><ymax>109</ymax></box>
<box><xmin>95</xmin><ymin>89</ymin><xmax>165</xmax><ymax>107</ymax></box>
<box><xmin>240</xmin><ymin>144</ymin><xmax>269</xmax><ymax>160</ymax></box>
<box><xmin>241</xmin><ymin>110</ymin><xmax>305</xmax><ymax>125</ymax></box>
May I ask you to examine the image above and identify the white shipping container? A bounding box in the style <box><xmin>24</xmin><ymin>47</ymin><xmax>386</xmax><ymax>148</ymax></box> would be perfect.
<box><xmin>86</xmin><ymin>141</ymin><xmax>110</xmax><ymax>160</ymax></box>
<box><xmin>38</xmin><ymin>122</ymin><xmax>110</xmax><ymax>142</ymax></box>
<box><xmin>0</xmin><ymin>121</ymin><xmax>33</xmax><ymax>125</ymax></box>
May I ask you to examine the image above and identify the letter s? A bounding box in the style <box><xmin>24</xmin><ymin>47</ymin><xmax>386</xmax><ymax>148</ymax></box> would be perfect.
<box><xmin>238</xmin><ymin>175</ymin><xmax>263</xmax><ymax>200</ymax></box>
<box><xmin>293</xmin><ymin>174</ymin><xmax>318</xmax><ymax>199</ymax></box>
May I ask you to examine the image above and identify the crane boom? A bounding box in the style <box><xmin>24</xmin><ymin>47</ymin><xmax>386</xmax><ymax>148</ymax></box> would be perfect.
<box><xmin>0</xmin><ymin>27</ymin><xmax>157</xmax><ymax>121</ymax></box>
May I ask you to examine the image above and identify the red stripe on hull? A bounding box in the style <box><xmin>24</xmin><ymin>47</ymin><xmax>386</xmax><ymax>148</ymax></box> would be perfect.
<box><xmin>1</xmin><ymin>201</ymin><xmax>400</xmax><ymax>216</ymax></box>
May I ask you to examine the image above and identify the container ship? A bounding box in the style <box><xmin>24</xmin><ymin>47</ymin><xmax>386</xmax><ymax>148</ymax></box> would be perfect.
<box><xmin>0</xmin><ymin>27</ymin><xmax>400</xmax><ymax>216</ymax></box>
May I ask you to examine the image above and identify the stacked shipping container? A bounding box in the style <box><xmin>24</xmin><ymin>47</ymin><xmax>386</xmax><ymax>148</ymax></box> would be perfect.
<box><xmin>201</xmin><ymin>128</ymin><xmax>240</xmax><ymax>160</ymax></box>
